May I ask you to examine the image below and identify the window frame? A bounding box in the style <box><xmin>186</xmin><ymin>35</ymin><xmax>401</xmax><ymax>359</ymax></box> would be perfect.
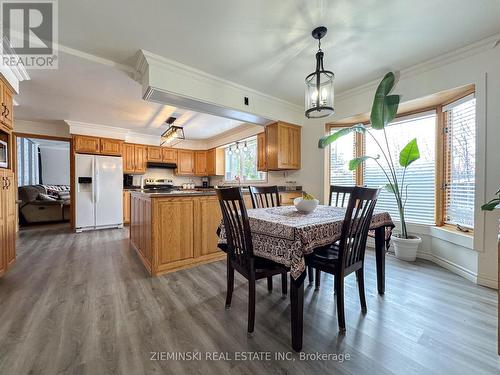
<box><xmin>327</xmin><ymin>87</ymin><xmax>476</xmax><ymax>232</ymax></box>
<box><xmin>222</xmin><ymin>136</ymin><xmax>267</xmax><ymax>183</ymax></box>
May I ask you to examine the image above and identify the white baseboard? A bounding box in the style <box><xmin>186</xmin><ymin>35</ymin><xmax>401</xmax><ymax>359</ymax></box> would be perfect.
<box><xmin>415</xmin><ymin>249</ymin><xmax>478</xmax><ymax>284</ymax></box>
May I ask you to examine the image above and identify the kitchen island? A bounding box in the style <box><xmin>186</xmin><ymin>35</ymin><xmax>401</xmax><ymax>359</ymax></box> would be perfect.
<box><xmin>129</xmin><ymin>189</ymin><xmax>302</xmax><ymax>276</ymax></box>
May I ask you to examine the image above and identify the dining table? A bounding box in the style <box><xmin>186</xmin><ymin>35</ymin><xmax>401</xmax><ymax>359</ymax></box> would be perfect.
<box><xmin>217</xmin><ymin>204</ymin><xmax>395</xmax><ymax>352</ymax></box>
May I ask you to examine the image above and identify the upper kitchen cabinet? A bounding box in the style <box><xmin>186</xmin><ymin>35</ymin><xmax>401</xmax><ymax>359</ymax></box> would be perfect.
<box><xmin>100</xmin><ymin>138</ymin><xmax>123</xmax><ymax>156</ymax></box>
<box><xmin>123</xmin><ymin>143</ymin><xmax>147</xmax><ymax>174</ymax></box>
<box><xmin>1</xmin><ymin>81</ymin><xmax>13</xmax><ymax>130</ymax></box>
<box><xmin>206</xmin><ymin>148</ymin><xmax>225</xmax><ymax>176</ymax></box>
<box><xmin>73</xmin><ymin>135</ymin><xmax>123</xmax><ymax>156</ymax></box>
<box><xmin>259</xmin><ymin>122</ymin><xmax>301</xmax><ymax>171</ymax></box>
<box><xmin>195</xmin><ymin>151</ymin><xmax>207</xmax><ymax>176</ymax></box>
<box><xmin>161</xmin><ymin>148</ymin><xmax>178</xmax><ymax>163</ymax></box>
<box><xmin>134</xmin><ymin>145</ymin><xmax>147</xmax><ymax>173</ymax></box>
<box><xmin>257</xmin><ymin>132</ymin><xmax>267</xmax><ymax>171</ymax></box>
<box><xmin>73</xmin><ymin>135</ymin><xmax>101</xmax><ymax>154</ymax></box>
<box><xmin>147</xmin><ymin>146</ymin><xmax>162</xmax><ymax>162</ymax></box>
<box><xmin>176</xmin><ymin>150</ymin><xmax>195</xmax><ymax>175</ymax></box>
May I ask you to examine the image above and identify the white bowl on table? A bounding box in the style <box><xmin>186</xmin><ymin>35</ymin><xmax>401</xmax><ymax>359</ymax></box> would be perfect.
<box><xmin>293</xmin><ymin>197</ymin><xmax>319</xmax><ymax>213</ymax></box>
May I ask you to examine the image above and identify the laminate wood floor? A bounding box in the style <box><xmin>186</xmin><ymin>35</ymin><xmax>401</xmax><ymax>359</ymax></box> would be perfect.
<box><xmin>0</xmin><ymin>227</ymin><xmax>498</xmax><ymax>375</ymax></box>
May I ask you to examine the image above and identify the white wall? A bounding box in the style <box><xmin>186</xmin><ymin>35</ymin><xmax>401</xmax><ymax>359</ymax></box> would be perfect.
<box><xmin>39</xmin><ymin>146</ymin><xmax>70</xmax><ymax>185</ymax></box>
<box><xmin>322</xmin><ymin>37</ymin><xmax>500</xmax><ymax>288</ymax></box>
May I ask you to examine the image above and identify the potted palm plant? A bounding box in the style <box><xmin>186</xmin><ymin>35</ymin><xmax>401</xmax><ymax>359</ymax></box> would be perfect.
<box><xmin>318</xmin><ymin>72</ymin><xmax>422</xmax><ymax>261</ymax></box>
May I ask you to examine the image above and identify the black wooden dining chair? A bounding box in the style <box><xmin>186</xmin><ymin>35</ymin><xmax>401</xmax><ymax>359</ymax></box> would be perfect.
<box><xmin>329</xmin><ymin>185</ymin><xmax>355</xmax><ymax>208</ymax></box>
<box><xmin>249</xmin><ymin>185</ymin><xmax>281</xmax><ymax>208</ymax></box>
<box><xmin>216</xmin><ymin>187</ymin><xmax>288</xmax><ymax>336</ymax></box>
<box><xmin>305</xmin><ymin>186</ymin><xmax>379</xmax><ymax>333</ymax></box>
<box><xmin>314</xmin><ymin>185</ymin><xmax>357</xmax><ymax>290</ymax></box>
<box><xmin>249</xmin><ymin>185</ymin><xmax>282</xmax><ymax>292</ymax></box>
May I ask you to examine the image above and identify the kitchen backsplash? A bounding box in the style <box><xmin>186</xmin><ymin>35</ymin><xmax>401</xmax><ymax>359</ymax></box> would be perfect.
<box><xmin>131</xmin><ymin>169</ymin><xmax>301</xmax><ymax>188</ymax></box>
<box><xmin>131</xmin><ymin>168</ymin><xmax>203</xmax><ymax>187</ymax></box>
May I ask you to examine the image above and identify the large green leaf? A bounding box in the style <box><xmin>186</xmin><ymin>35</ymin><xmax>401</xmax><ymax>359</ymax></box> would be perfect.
<box><xmin>399</xmin><ymin>138</ymin><xmax>420</xmax><ymax>167</ymax></box>
<box><xmin>348</xmin><ymin>155</ymin><xmax>378</xmax><ymax>171</ymax></box>
<box><xmin>370</xmin><ymin>72</ymin><xmax>400</xmax><ymax>129</ymax></box>
<box><xmin>481</xmin><ymin>199</ymin><xmax>500</xmax><ymax>211</ymax></box>
<box><xmin>318</xmin><ymin>124</ymin><xmax>366</xmax><ymax>149</ymax></box>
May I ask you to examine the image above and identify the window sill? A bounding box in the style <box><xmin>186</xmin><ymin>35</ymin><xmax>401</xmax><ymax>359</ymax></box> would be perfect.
<box><xmin>430</xmin><ymin>225</ymin><xmax>474</xmax><ymax>250</ymax></box>
<box><xmin>391</xmin><ymin>221</ymin><xmax>475</xmax><ymax>250</ymax></box>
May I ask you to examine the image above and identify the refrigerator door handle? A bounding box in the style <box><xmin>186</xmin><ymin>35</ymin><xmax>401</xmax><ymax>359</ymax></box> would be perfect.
<box><xmin>92</xmin><ymin>156</ymin><xmax>96</xmax><ymax>203</ymax></box>
<box><xmin>95</xmin><ymin>157</ymin><xmax>100</xmax><ymax>203</ymax></box>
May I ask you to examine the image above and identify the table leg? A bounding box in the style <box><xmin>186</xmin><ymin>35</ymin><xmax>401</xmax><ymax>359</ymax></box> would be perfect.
<box><xmin>290</xmin><ymin>272</ymin><xmax>305</xmax><ymax>351</ymax></box>
<box><xmin>374</xmin><ymin>226</ymin><xmax>386</xmax><ymax>295</ymax></box>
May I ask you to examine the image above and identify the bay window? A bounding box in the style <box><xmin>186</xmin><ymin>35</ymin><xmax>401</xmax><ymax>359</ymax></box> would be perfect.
<box><xmin>328</xmin><ymin>91</ymin><xmax>476</xmax><ymax>229</ymax></box>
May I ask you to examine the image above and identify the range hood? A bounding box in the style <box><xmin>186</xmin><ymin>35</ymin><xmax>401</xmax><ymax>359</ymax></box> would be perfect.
<box><xmin>147</xmin><ymin>162</ymin><xmax>177</xmax><ymax>169</ymax></box>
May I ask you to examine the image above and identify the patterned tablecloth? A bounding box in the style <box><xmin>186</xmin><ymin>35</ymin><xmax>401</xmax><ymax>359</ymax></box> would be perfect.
<box><xmin>218</xmin><ymin>205</ymin><xmax>394</xmax><ymax>279</ymax></box>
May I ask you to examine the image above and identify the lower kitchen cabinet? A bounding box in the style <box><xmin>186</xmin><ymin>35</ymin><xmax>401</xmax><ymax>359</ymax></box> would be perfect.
<box><xmin>130</xmin><ymin>193</ymin><xmax>224</xmax><ymax>276</ymax></box>
<box><xmin>123</xmin><ymin>191</ymin><xmax>131</xmax><ymax>224</ymax></box>
<box><xmin>0</xmin><ymin>169</ymin><xmax>16</xmax><ymax>276</ymax></box>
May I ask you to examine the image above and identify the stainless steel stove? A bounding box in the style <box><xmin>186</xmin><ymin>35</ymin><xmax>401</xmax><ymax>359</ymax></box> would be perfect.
<box><xmin>143</xmin><ymin>179</ymin><xmax>175</xmax><ymax>192</ymax></box>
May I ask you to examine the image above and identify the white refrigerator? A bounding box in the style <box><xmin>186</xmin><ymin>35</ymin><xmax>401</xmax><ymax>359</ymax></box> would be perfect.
<box><xmin>75</xmin><ymin>154</ymin><xmax>123</xmax><ymax>232</ymax></box>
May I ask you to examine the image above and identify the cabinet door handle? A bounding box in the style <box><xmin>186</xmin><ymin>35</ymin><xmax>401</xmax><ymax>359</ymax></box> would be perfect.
<box><xmin>1</xmin><ymin>104</ymin><xmax>5</xmax><ymax>116</ymax></box>
<box><xmin>4</xmin><ymin>107</ymin><xmax>9</xmax><ymax>117</ymax></box>
<box><xmin>6</xmin><ymin>177</ymin><xmax>11</xmax><ymax>188</ymax></box>
<box><xmin>2</xmin><ymin>177</ymin><xmax>5</xmax><ymax>189</ymax></box>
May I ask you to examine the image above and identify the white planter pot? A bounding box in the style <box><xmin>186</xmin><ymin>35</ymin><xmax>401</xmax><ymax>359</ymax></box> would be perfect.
<box><xmin>392</xmin><ymin>235</ymin><xmax>422</xmax><ymax>262</ymax></box>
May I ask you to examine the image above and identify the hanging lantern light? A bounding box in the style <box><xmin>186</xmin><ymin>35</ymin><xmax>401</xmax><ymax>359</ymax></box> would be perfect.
<box><xmin>305</xmin><ymin>26</ymin><xmax>334</xmax><ymax>119</ymax></box>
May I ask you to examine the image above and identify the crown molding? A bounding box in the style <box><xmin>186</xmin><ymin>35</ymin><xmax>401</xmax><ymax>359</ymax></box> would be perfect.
<box><xmin>336</xmin><ymin>33</ymin><xmax>500</xmax><ymax>101</ymax></box>
<box><xmin>66</xmin><ymin>120</ymin><xmax>130</xmax><ymax>139</ymax></box>
<box><xmin>58</xmin><ymin>44</ymin><xmax>136</xmax><ymax>76</ymax></box>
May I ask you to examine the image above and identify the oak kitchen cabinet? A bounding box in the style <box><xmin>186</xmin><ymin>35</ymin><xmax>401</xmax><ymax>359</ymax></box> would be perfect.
<box><xmin>123</xmin><ymin>191</ymin><xmax>131</xmax><ymax>224</ymax></box>
<box><xmin>73</xmin><ymin>135</ymin><xmax>123</xmax><ymax>156</ymax></box>
<box><xmin>162</xmin><ymin>148</ymin><xmax>178</xmax><ymax>163</ymax></box>
<box><xmin>206</xmin><ymin>148</ymin><xmax>225</xmax><ymax>176</ymax></box>
<box><xmin>257</xmin><ymin>122</ymin><xmax>301</xmax><ymax>171</ymax></box>
<box><xmin>100</xmin><ymin>138</ymin><xmax>123</xmax><ymax>156</ymax></box>
<box><xmin>195</xmin><ymin>151</ymin><xmax>207</xmax><ymax>176</ymax></box>
<box><xmin>0</xmin><ymin>79</ymin><xmax>13</xmax><ymax>129</ymax></box>
<box><xmin>130</xmin><ymin>192</ymin><xmax>224</xmax><ymax>276</ymax></box>
<box><xmin>73</xmin><ymin>135</ymin><xmax>101</xmax><ymax>154</ymax></box>
<box><xmin>176</xmin><ymin>150</ymin><xmax>195</xmax><ymax>175</ymax></box>
<box><xmin>0</xmin><ymin>163</ymin><xmax>16</xmax><ymax>276</ymax></box>
<box><xmin>147</xmin><ymin>146</ymin><xmax>162</xmax><ymax>162</ymax></box>
<box><xmin>123</xmin><ymin>143</ymin><xmax>147</xmax><ymax>174</ymax></box>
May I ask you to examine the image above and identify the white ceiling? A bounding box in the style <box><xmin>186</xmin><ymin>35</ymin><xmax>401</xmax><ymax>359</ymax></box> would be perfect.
<box><xmin>57</xmin><ymin>0</ymin><xmax>500</xmax><ymax>104</ymax></box>
<box><xmin>15</xmin><ymin>0</ymin><xmax>500</xmax><ymax>137</ymax></box>
<box><xmin>16</xmin><ymin>52</ymin><xmax>246</xmax><ymax>139</ymax></box>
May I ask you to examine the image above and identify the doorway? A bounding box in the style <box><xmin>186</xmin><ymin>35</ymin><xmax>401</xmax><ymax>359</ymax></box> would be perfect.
<box><xmin>14</xmin><ymin>133</ymin><xmax>71</xmax><ymax>230</ymax></box>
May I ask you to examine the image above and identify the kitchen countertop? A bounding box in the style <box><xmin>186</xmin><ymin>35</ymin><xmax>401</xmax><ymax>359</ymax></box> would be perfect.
<box><xmin>128</xmin><ymin>186</ymin><xmax>303</xmax><ymax>198</ymax></box>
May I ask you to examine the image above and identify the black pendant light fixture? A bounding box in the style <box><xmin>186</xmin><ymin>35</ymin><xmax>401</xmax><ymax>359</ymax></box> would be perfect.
<box><xmin>160</xmin><ymin>116</ymin><xmax>185</xmax><ymax>146</ymax></box>
<box><xmin>305</xmin><ymin>26</ymin><xmax>335</xmax><ymax>119</ymax></box>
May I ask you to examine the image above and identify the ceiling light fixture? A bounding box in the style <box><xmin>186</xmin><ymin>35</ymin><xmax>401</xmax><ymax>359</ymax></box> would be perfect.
<box><xmin>305</xmin><ymin>26</ymin><xmax>335</xmax><ymax>119</ymax></box>
<box><xmin>160</xmin><ymin>116</ymin><xmax>185</xmax><ymax>146</ymax></box>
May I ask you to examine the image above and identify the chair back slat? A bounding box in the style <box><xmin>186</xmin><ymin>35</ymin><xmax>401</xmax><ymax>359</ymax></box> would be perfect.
<box><xmin>216</xmin><ymin>187</ymin><xmax>254</xmax><ymax>269</ymax></box>
<box><xmin>329</xmin><ymin>185</ymin><xmax>355</xmax><ymax>208</ymax></box>
<box><xmin>337</xmin><ymin>187</ymin><xmax>380</xmax><ymax>270</ymax></box>
<box><xmin>249</xmin><ymin>186</ymin><xmax>281</xmax><ymax>209</ymax></box>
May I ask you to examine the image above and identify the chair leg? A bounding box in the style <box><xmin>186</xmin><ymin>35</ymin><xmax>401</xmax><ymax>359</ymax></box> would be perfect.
<box><xmin>248</xmin><ymin>276</ymin><xmax>256</xmax><ymax>335</ymax></box>
<box><xmin>335</xmin><ymin>275</ymin><xmax>346</xmax><ymax>333</ymax></box>
<box><xmin>225</xmin><ymin>261</ymin><xmax>234</xmax><ymax>309</ymax></box>
<box><xmin>315</xmin><ymin>268</ymin><xmax>321</xmax><ymax>291</ymax></box>
<box><xmin>356</xmin><ymin>269</ymin><xmax>367</xmax><ymax>313</ymax></box>
<box><xmin>281</xmin><ymin>272</ymin><xmax>287</xmax><ymax>295</ymax></box>
<box><xmin>267</xmin><ymin>276</ymin><xmax>273</xmax><ymax>293</ymax></box>
<box><xmin>308</xmin><ymin>266</ymin><xmax>314</xmax><ymax>284</ymax></box>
